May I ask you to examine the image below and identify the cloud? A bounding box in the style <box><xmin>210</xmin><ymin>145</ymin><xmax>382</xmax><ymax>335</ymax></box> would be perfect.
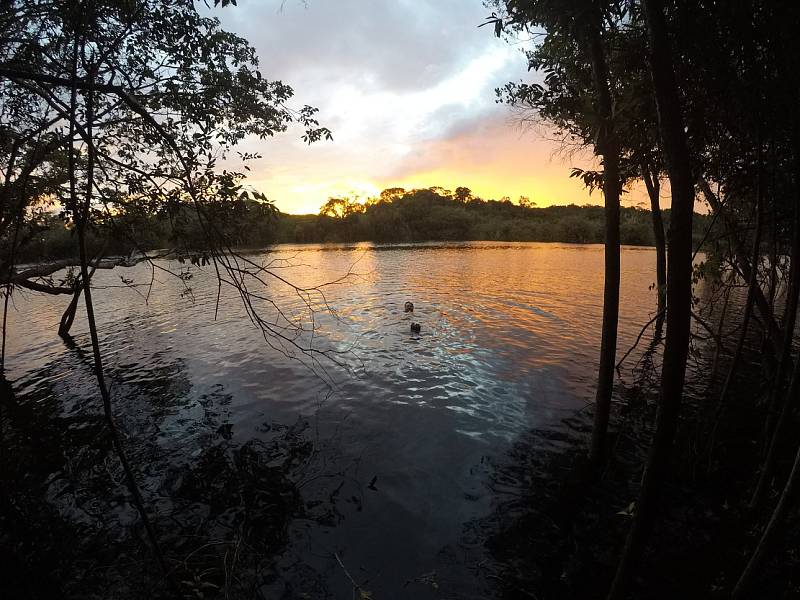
<box><xmin>219</xmin><ymin>0</ymin><xmax>503</xmax><ymax>95</ymax></box>
<box><xmin>210</xmin><ymin>1</ymin><xmax>648</xmax><ymax>213</ymax></box>
<box><xmin>377</xmin><ymin>111</ymin><xmax>598</xmax><ymax>204</ymax></box>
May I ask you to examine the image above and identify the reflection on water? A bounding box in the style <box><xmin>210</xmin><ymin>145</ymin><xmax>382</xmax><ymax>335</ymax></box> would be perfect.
<box><xmin>3</xmin><ymin>242</ymin><xmax>668</xmax><ymax>598</ymax></box>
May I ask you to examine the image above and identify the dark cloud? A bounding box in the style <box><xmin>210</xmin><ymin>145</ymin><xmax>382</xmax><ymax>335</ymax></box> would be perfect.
<box><xmin>207</xmin><ymin>0</ymin><xmax>591</xmax><ymax>212</ymax></box>
<box><xmin>219</xmin><ymin>0</ymin><xmax>504</xmax><ymax>94</ymax></box>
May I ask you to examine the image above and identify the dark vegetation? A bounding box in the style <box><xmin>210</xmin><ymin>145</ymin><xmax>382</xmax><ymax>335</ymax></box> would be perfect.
<box><xmin>482</xmin><ymin>0</ymin><xmax>800</xmax><ymax>598</ymax></box>
<box><xmin>11</xmin><ymin>197</ymin><xmax>282</xmax><ymax>263</ymax></box>
<box><xmin>1</xmin><ymin>371</ymin><xmax>314</xmax><ymax>600</ymax></box>
<box><xmin>480</xmin><ymin>344</ymin><xmax>799</xmax><ymax>599</ymax></box>
<box><xmin>2</xmin><ymin>0</ymin><xmax>800</xmax><ymax>599</ymax></box>
<box><xmin>1</xmin><ymin>1</ymin><xmax>338</xmax><ymax>597</ymax></box>
<box><xmin>11</xmin><ymin>186</ymin><xmax>715</xmax><ymax>263</ymax></box>
<box><xmin>279</xmin><ymin>188</ymin><xmax>714</xmax><ymax>246</ymax></box>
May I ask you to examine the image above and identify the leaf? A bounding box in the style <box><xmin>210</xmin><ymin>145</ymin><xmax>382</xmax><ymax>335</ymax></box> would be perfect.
<box><xmin>617</xmin><ymin>501</ymin><xmax>636</xmax><ymax>517</ymax></box>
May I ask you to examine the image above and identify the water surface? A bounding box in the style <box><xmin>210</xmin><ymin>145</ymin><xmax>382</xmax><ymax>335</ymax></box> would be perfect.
<box><xmin>4</xmin><ymin>242</ymin><xmax>667</xmax><ymax>598</ymax></box>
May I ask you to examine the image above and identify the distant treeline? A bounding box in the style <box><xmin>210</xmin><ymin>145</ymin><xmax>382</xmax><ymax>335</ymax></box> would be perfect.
<box><xmin>16</xmin><ymin>186</ymin><xmax>714</xmax><ymax>262</ymax></box>
<box><xmin>274</xmin><ymin>187</ymin><xmax>713</xmax><ymax>247</ymax></box>
<box><xmin>14</xmin><ymin>197</ymin><xmax>280</xmax><ymax>263</ymax></box>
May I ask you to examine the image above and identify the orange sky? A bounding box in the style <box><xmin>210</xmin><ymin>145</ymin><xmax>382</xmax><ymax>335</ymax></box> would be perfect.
<box><xmin>217</xmin><ymin>1</ymin><xmax>653</xmax><ymax>215</ymax></box>
<box><xmin>240</xmin><ymin>117</ymin><xmax>651</xmax><ymax>214</ymax></box>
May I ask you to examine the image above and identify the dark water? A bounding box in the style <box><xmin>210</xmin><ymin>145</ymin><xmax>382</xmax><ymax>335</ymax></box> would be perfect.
<box><xmin>3</xmin><ymin>242</ymin><xmax>672</xmax><ymax>598</ymax></box>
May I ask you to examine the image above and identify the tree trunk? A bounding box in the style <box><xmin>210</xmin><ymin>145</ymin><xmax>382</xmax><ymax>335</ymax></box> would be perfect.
<box><xmin>57</xmin><ymin>262</ymin><xmax>101</xmax><ymax>337</ymax></box>
<box><xmin>642</xmin><ymin>163</ymin><xmax>667</xmax><ymax>325</ymax></box>
<box><xmin>699</xmin><ymin>179</ymin><xmax>784</xmax><ymax>349</ymax></box>
<box><xmin>69</xmin><ymin>54</ymin><xmax>167</xmax><ymax>575</ymax></box>
<box><xmin>59</xmin><ymin>277</ymin><xmax>84</xmax><ymax>337</ymax></box>
<box><xmin>750</xmin><ymin>124</ymin><xmax>800</xmax><ymax>510</ymax></box>
<box><xmin>607</xmin><ymin>0</ymin><xmax>695</xmax><ymax>596</ymax></box>
<box><xmin>586</xmin><ymin>14</ymin><xmax>622</xmax><ymax>466</ymax></box>
<box><xmin>1</xmin><ymin>221</ymin><xmax>20</xmax><ymax>375</ymax></box>
<box><xmin>706</xmin><ymin>193</ymin><xmax>762</xmax><ymax>467</ymax></box>
<box><xmin>768</xmin><ymin>140</ymin><xmax>779</xmax><ymax>312</ymax></box>
<box><xmin>732</xmin><ymin>354</ymin><xmax>800</xmax><ymax>598</ymax></box>
<box><xmin>710</xmin><ymin>274</ymin><xmax>733</xmax><ymax>383</ymax></box>
<box><xmin>762</xmin><ymin>229</ymin><xmax>800</xmax><ymax>446</ymax></box>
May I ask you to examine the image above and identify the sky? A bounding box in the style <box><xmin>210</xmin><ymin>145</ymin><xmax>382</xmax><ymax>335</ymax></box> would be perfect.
<box><xmin>213</xmin><ymin>0</ymin><xmax>627</xmax><ymax>215</ymax></box>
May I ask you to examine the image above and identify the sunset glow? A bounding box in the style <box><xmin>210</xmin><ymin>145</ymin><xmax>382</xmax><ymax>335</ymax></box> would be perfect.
<box><xmin>214</xmin><ymin>0</ymin><xmax>639</xmax><ymax>214</ymax></box>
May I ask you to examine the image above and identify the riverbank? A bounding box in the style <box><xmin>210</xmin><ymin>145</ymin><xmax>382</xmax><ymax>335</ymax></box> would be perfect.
<box><xmin>7</xmin><ymin>195</ymin><xmax>716</xmax><ymax>264</ymax></box>
<box><xmin>478</xmin><ymin>342</ymin><xmax>799</xmax><ymax>599</ymax></box>
<box><xmin>273</xmin><ymin>200</ymin><xmax>717</xmax><ymax>248</ymax></box>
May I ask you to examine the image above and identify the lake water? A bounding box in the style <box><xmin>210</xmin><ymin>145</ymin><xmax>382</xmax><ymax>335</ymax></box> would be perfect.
<box><xmin>3</xmin><ymin>242</ymin><xmax>675</xmax><ymax>598</ymax></box>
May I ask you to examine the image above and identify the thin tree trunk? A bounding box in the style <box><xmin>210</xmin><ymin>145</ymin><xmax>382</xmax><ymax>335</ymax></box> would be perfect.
<box><xmin>58</xmin><ymin>283</ymin><xmax>82</xmax><ymax>337</ymax></box>
<box><xmin>699</xmin><ymin>179</ymin><xmax>784</xmax><ymax>350</ymax></box>
<box><xmin>768</xmin><ymin>140</ymin><xmax>779</xmax><ymax>312</ymax></box>
<box><xmin>642</xmin><ymin>163</ymin><xmax>667</xmax><ymax>325</ymax></box>
<box><xmin>1</xmin><ymin>151</ymin><xmax>26</xmax><ymax>374</ymax></box>
<box><xmin>69</xmin><ymin>53</ymin><xmax>166</xmax><ymax>575</ymax></box>
<box><xmin>706</xmin><ymin>193</ymin><xmax>763</xmax><ymax>466</ymax></box>
<box><xmin>586</xmin><ymin>14</ymin><xmax>622</xmax><ymax>466</ymax></box>
<box><xmin>732</xmin><ymin>355</ymin><xmax>800</xmax><ymax>598</ymax></box>
<box><xmin>750</xmin><ymin>125</ymin><xmax>800</xmax><ymax>510</ymax></box>
<box><xmin>762</xmin><ymin>243</ymin><xmax>800</xmax><ymax>446</ymax></box>
<box><xmin>58</xmin><ymin>262</ymin><xmax>100</xmax><ymax>337</ymax></box>
<box><xmin>1</xmin><ymin>219</ymin><xmax>20</xmax><ymax>375</ymax></box>
<box><xmin>759</xmin><ymin>141</ymin><xmax>780</xmax><ymax>431</ymax></box>
<box><xmin>710</xmin><ymin>274</ymin><xmax>734</xmax><ymax>383</ymax></box>
<box><xmin>58</xmin><ymin>273</ymin><xmax>88</xmax><ymax>338</ymax></box>
<box><xmin>607</xmin><ymin>0</ymin><xmax>695</xmax><ymax>596</ymax></box>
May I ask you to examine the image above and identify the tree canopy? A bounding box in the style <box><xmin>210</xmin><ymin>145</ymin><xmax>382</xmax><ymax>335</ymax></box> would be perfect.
<box><xmin>1</xmin><ymin>0</ymin><xmax>331</xmax><ymax>294</ymax></box>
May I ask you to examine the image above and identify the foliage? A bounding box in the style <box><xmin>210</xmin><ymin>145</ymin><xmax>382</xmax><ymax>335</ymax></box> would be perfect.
<box><xmin>489</xmin><ymin>0</ymin><xmax>800</xmax><ymax>597</ymax></box>
<box><xmin>276</xmin><ymin>185</ymin><xmax>712</xmax><ymax>247</ymax></box>
<box><xmin>0</xmin><ymin>0</ymin><xmax>331</xmax><ymax>280</ymax></box>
